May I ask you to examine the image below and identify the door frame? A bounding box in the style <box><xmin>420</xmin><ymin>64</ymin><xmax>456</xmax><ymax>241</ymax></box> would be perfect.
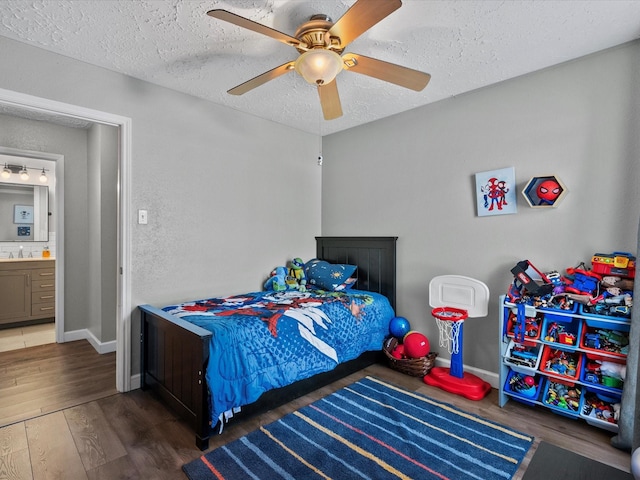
<box><xmin>0</xmin><ymin>87</ymin><xmax>133</xmax><ymax>392</ymax></box>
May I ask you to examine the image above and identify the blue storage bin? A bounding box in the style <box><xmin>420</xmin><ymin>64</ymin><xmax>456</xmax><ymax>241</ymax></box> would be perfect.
<box><xmin>580</xmin><ymin>303</ymin><xmax>631</xmax><ymax>321</ymax></box>
<box><xmin>541</xmin><ymin>315</ymin><xmax>581</xmax><ymax>350</ymax></box>
<box><xmin>540</xmin><ymin>301</ymin><xmax>579</xmax><ymax>315</ymax></box>
<box><xmin>580</xmin><ymin>353</ymin><xmax>625</xmax><ymax>394</ymax></box>
<box><xmin>542</xmin><ymin>378</ymin><xmax>582</xmax><ymax>418</ymax></box>
<box><xmin>504</xmin><ymin>369</ymin><xmax>542</xmax><ymax>406</ymax></box>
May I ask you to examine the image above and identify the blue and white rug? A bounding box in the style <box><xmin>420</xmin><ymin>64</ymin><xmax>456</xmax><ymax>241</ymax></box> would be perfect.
<box><xmin>184</xmin><ymin>376</ymin><xmax>534</xmax><ymax>480</ymax></box>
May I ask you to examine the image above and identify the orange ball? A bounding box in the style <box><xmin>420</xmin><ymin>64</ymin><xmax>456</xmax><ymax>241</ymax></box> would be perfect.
<box><xmin>403</xmin><ymin>331</ymin><xmax>430</xmax><ymax>358</ymax></box>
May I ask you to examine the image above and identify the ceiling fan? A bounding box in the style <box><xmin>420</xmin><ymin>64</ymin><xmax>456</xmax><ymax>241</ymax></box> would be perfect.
<box><xmin>207</xmin><ymin>0</ymin><xmax>431</xmax><ymax>120</ymax></box>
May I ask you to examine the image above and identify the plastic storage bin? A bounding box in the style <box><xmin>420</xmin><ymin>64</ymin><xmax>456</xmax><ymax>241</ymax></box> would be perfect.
<box><xmin>580</xmin><ymin>389</ymin><xmax>621</xmax><ymax>433</ymax></box>
<box><xmin>580</xmin><ymin>353</ymin><xmax>625</xmax><ymax>394</ymax></box>
<box><xmin>541</xmin><ymin>315</ymin><xmax>581</xmax><ymax>350</ymax></box>
<box><xmin>504</xmin><ymin>369</ymin><xmax>542</xmax><ymax>406</ymax></box>
<box><xmin>504</xmin><ymin>306</ymin><xmax>543</xmax><ymax>342</ymax></box>
<box><xmin>542</xmin><ymin>378</ymin><xmax>582</xmax><ymax>418</ymax></box>
<box><xmin>504</xmin><ymin>339</ymin><xmax>543</xmax><ymax>375</ymax></box>
<box><xmin>580</xmin><ymin>322</ymin><xmax>630</xmax><ymax>358</ymax></box>
<box><xmin>580</xmin><ymin>302</ymin><xmax>631</xmax><ymax>321</ymax></box>
<box><xmin>540</xmin><ymin>345</ymin><xmax>583</xmax><ymax>380</ymax></box>
<box><xmin>539</xmin><ymin>300</ymin><xmax>579</xmax><ymax>314</ymax></box>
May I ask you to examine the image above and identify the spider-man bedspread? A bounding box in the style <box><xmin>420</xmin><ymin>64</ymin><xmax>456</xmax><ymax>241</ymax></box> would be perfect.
<box><xmin>163</xmin><ymin>289</ymin><xmax>394</xmax><ymax>426</ymax></box>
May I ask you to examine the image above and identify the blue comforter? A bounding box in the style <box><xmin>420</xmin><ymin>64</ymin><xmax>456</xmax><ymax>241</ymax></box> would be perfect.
<box><xmin>163</xmin><ymin>289</ymin><xmax>394</xmax><ymax>424</ymax></box>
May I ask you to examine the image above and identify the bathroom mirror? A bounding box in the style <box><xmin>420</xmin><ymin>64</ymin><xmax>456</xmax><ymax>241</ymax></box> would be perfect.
<box><xmin>0</xmin><ymin>183</ymin><xmax>49</xmax><ymax>242</ymax></box>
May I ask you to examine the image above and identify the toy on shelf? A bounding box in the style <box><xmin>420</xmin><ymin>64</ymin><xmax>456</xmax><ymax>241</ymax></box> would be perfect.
<box><xmin>582</xmin><ymin>357</ymin><xmax>626</xmax><ymax>390</ymax></box>
<box><xmin>541</xmin><ymin>347</ymin><xmax>581</xmax><ymax>379</ymax></box>
<box><xmin>544</xmin><ymin>321</ymin><xmax>577</xmax><ymax>347</ymax></box>
<box><xmin>564</xmin><ymin>268</ymin><xmax>601</xmax><ymax>296</ymax></box>
<box><xmin>581</xmin><ymin>391</ymin><xmax>621</xmax><ymax>425</ymax></box>
<box><xmin>591</xmin><ymin>252</ymin><xmax>636</xmax><ymax>278</ymax></box>
<box><xmin>543</xmin><ymin>379</ymin><xmax>581</xmax><ymax>413</ymax></box>
<box><xmin>505</xmin><ymin>341</ymin><xmax>542</xmax><ymax>371</ymax></box>
<box><xmin>505</xmin><ymin>308</ymin><xmax>542</xmax><ymax>342</ymax></box>
<box><xmin>507</xmin><ymin>261</ymin><xmax>577</xmax><ymax>312</ymax></box>
<box><xmin>507</xmin><ymin>371</ymin><xmax>538</xmax><ymax>398</ymax></box>
<box><xmin>581</xmin><ymin>327</ymin><xmax>630</xmax><ymax>356</ymax></box>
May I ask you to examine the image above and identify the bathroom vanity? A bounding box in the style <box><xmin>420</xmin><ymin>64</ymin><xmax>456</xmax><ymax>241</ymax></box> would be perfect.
<box><xmin>0</xmin><ymin>258</ymin><xmax>55</xmax><ymax>327</ymax></box>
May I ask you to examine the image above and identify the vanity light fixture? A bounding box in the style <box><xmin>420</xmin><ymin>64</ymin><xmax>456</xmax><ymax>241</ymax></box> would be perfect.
<box><xmin>19</xmin><ymin>166</ymin><xmax>29</xmax><ymax>181</ymax></box>
<box><xmin>0</xmin><ymin>164</ymin><xmax>49</xmax><ymax>183</ymax></box>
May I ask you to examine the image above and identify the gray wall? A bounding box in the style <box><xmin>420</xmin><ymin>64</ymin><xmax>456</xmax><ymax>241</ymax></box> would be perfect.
<box><xmin>87</xmin><ymin>123</ymin><xmax>118</xmax><ymax>342</ymax></box>
<box><xmin>2</xmin><ymin>34</ymin><xmax>638</xmax><ymax>381</ymax></box>
<box><xmin>0</xmin><ymin>36</ymin><xmax>322</xmax><ymax>374</ymax></box>
<box><xmin>322</xmin><ymin>40</ymin><xmax>640</xmax><ymax>374</ymax></box>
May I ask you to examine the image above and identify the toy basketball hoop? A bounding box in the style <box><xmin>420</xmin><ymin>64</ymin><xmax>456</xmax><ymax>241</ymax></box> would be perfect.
<box><xmin>432</xmin><ymin>307</ymin><xmax>468</xmax><ymax>355</ymax></box>
<box><xmin>424</xmin><ymin>275</ymin><xmax>492</xmax><ymax>401</ymax></box>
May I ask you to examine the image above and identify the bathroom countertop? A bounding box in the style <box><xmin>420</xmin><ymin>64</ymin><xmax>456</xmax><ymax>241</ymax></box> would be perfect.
<box><xmin>0</xmin><ymin>257</ymin><xmax>55</xmax><ymax>262</ymax></box>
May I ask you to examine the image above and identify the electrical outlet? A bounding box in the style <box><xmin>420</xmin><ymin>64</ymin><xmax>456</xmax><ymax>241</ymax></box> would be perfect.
<box><xmin>138</xmin><ymin>209</ymin><xmax>148</xmax><ymax>225</ymax></box>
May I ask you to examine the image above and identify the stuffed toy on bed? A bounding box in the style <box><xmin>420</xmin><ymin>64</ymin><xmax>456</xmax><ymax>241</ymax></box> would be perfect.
<box><xmin>286</xmin><ymin>257</ymin><xmax>307</xmax><ymax>292</ymax></box>
<box><xmin>264</xmin><ymin>266</ymin><xmax>287</xmax><ymax>291</ymax></box>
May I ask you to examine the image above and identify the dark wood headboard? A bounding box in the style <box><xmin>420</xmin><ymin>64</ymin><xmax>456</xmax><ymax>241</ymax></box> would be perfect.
<box><xmin>316</xmin><ymin>236</ymin><xmax>397</xmax><ymax>311</ymax></box>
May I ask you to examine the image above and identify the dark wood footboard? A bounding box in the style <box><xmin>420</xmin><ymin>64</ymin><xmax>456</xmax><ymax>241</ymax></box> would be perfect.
<box><xmin>139</xmin><ymin>304</ymin><xmax>212</xmax><ymax>450</ymax></box>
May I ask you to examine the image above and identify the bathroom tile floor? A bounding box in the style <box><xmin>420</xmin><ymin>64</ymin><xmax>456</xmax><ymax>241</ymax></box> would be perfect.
<box><xmin>0</xmin><ymin>322</ymin><xmax>55</xmax><ymax>352</ymax></box>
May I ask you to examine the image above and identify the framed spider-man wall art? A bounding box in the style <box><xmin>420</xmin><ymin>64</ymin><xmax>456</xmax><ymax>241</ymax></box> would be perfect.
<box><xmin>475</xmin><ymin>167</ymin><xmax>517</xmax><ymax>217</ymax></box>
<box><xmin>522</xmin><ymin>175</ymin><xmax>568</xmax><ymax>208</ymax></box>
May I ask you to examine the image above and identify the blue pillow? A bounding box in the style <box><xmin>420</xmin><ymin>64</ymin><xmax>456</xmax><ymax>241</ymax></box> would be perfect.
<box><xmin>304</xmin><ymin>259</ymin><xmax>357</xmax><ymax>291</ymax></box>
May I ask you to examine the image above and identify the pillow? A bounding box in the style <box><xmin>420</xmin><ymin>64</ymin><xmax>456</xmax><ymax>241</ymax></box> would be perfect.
<box><xmin>304</xmin><ymin>259</ymin><xmax>357</xmax><ymax>291</ymax></box>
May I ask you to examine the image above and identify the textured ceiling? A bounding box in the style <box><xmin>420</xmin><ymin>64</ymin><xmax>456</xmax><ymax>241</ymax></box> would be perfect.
<box><xmin>1</xmin><ymin>0</ymin><xmax>639</xmax><ymax>135</ymax></box>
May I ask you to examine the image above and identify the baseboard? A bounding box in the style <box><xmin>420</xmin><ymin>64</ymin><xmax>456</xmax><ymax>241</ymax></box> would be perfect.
<box><xmin>63</xmin><ymin>329</ymin><xmax>116</xmax><ymax>354</ymax></box>
<box><xmin>130</xmin><ymin>373</ymin><xmax>141</xmax><ymax>390</ymax></box>
<box><xmin>434</xmin><ymin>356</ymin><xmax>500</xmax><ymax>389</ymax></box>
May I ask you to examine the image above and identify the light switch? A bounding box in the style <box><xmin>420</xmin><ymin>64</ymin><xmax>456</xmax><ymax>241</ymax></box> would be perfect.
<box><xmin>138</xmin><ymin>209</ymin><xmax>148</xmax><ymax>225</ymax></box>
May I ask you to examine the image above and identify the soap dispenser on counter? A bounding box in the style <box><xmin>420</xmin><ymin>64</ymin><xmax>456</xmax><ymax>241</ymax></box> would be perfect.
<box><xmin>42</xmin><ymin>245</ymin><xmax>50</xmax><ymax>258</ymax></box>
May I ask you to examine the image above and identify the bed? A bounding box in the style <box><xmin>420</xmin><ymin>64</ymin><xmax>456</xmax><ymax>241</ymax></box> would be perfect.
<box><xmin>138</xmin><ymin>236</ymin><xmax>397</xmax><ymax>450</ymax></box>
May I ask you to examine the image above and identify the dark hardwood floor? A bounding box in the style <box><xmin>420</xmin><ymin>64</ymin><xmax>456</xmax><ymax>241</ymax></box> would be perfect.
<box><xmin>0</xmin><ymin>340</ymin><xmax>117</xmax><ymax>428</ymax></box>
<box><xmin>0</xmin><ymin>345</ymin><xmax>632</xmax><ymax>479</ymax></box>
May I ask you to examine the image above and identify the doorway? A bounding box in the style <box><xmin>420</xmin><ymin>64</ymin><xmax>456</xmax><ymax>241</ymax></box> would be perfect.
<box><xmin>0</xmin><ymin>87</ymin><xmax>132</xmax><ymax>392</ymax></box>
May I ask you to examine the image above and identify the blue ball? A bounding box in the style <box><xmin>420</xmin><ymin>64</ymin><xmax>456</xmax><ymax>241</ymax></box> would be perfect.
<box><xmin>389</xmin><ymin>316</ymin><xmax>411</xmax><ymax>338</ymax></box>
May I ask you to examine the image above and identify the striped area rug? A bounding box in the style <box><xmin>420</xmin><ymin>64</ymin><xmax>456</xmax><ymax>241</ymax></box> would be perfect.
<box><xmin>183</xmin><ymin>376</ymin><xmax>533</xmax><ymax>480</ymax></box>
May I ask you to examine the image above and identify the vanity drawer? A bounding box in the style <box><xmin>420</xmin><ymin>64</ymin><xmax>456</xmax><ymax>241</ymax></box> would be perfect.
<box><xmin>32</xmin><ymin>291</ymin><xmax>55</xmax><ymax>304</ymax></box>
<box><xmin>31</xmin><ymin>301</ymin><xmax>55</xmax><ymax>318</ymax></box>
<box><xmin>32</xmin><ymin>278</ymin><xmax>55</xmax><ymax>292</ymax></box>
<box><xmin>32</xmin><ymin>268</ymin><xmax>55</xmax><ymax>279</ymax></box>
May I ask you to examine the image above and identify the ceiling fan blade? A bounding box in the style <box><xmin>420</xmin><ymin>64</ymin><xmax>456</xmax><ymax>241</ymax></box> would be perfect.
<box><xmin>318</xmin><ymin>80</ymin><xmax>343</xmax><ymax>120</ymax></box>
<box><xmin>228</xmin><ymin>62</ymin><xmax>296</xmax><ymax>95</ymax></box>
<box><xmin>342</xmin><ymin>53</ymin><xmax>430</xmax><ymax>91</ymax></box>
<box><xmin>207</xmin><ymin>9</ymin><xmax>301</xmax><ymax>48</ymax></box>
<box><xmin>328</xmin><ymin>0</ymin><xmax>402</xmax><ymax>48</ymax></box>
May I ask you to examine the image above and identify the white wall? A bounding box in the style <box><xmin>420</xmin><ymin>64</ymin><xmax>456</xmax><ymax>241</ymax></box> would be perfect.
<box><xmin>0</xmin><ymin>36</ymin><xmax>322</xmax><ymax>374</ymax></box>
<box><xmin>322</xmin><ymin>40</ymin><xmax>640</xmax><ymax>374</ymax></box>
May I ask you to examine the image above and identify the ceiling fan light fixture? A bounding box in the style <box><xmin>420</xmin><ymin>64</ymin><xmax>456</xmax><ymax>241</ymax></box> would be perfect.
<box><xmin>294</xmin><ymin>49</ymin><xmax>343</xmax><ymax>85</ymax></box>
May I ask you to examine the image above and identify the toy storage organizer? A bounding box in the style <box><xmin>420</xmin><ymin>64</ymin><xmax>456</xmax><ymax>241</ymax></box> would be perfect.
<box><xmin>498</xmin><ymin>295</ymin><xmax>629</xmax><ymax>432</ymax></box>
